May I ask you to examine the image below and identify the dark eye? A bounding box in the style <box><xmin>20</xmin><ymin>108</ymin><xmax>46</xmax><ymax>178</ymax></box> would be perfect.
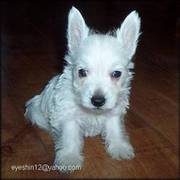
<box><xmin>111</xmin><ymin>71</ymin><xmax>121</xmax><ymax>79</ymax></box>
<box><xmin>78</xmin><ymin>69</ymin><xmax>87</xmax><ymax>78</ymax></box>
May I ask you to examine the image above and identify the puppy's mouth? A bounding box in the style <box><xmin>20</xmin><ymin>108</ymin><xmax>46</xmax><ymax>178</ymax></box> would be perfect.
<box><xmin>92</xmin><ymin>107</ymin><xmax>103</xmax><ymax>112</ymax></box>
<box><xmin>90</xmin><ymin>108</ymin><xmax>104</xmax><ymax>115</ymax></box>
<box><xmin>80</xmin><ymin>103</ymin><xmax>105</xmax><ymax>114</ymax></box>
<box><xmin>81</xmin><ymin>104</ymin><xmax>113</xmax><ymax>115</ymax></box>
<box><xmin>92</xmin><ymin>105</ymin><xmax>115</xmax><ymax>113</ymax></box>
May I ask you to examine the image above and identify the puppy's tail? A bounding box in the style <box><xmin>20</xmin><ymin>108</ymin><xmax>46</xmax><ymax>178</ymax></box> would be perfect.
<box><xmin>25</xmin><ymin>95</ymin><xmax>50</xmax><ymax>131</ymax></box>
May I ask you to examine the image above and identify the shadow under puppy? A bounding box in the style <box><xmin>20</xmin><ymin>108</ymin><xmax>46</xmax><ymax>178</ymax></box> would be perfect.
<box><xmin>25</xmin><ymin>6</ymin><xmax>141</xmax><ymax>172</ymax></box>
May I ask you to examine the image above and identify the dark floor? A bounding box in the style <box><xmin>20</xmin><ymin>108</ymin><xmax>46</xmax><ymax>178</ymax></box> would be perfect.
<box><xmin>1</xmin><ymin>1</ymin><xmax>179</xmax><ymax>178</ymax></box>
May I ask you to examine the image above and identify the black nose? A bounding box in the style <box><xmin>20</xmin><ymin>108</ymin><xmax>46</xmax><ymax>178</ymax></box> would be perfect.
<box><xmin>91</xmin><ymin>95</ymin><xmax>105</xmax><ymax>107</ymax></box>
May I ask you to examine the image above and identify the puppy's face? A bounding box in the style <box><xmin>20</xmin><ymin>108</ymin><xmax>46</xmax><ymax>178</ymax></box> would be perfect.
<box><xmin>66</xmin><ymin>7</ymin><xmax>140</xmax><ymax>112</ymax></box>
<box><xmin>72</xmin><ymin>36</ymin><xmax>130</xmax><ymax>111</ymax></box>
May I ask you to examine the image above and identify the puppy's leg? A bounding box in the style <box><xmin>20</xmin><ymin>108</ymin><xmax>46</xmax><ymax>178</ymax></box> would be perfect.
<box><xmin>53</xmin><ymin>120</ymin><xmax>83</xmax><ymax>172</ymax></box>
<box><xmin>104</xmin><ymin>115</ymin><xmax>134</xmax><ymax>160</ymax></box>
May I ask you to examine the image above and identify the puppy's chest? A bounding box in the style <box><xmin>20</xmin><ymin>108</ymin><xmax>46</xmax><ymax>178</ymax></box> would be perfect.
<box><xmin>78</xmin><ymin>115</ymin><xmax>105</xmax><ymax>137</ymax></box>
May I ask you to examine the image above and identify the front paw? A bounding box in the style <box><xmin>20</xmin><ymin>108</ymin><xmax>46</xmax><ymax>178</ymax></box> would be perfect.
<box><xmin>54</xmin><ymin>151</ymin><xmax>83</xmax><ymax>173</ymax></box>
<box><xmin>107</xmin><ymin>142</ymin><xmax>135</xmax><ymax>160</ymax></box>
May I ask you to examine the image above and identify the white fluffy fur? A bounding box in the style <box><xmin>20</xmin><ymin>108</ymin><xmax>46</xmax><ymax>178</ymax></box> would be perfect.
<box><xmin>25</xmin><ymin>6</ymin><xmax>141</xmax><ymax>172</ymax></box>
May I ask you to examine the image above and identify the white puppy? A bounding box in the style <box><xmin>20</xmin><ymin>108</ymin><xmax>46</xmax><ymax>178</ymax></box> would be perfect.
<box><xmin>25</xmin><ymin>7</ymin><xmax>141</xmax><ymax>172</ymax></box>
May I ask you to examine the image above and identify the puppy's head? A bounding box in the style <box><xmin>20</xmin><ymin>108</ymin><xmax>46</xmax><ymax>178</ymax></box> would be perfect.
<box><xmin>65</xmin><ymin>7</ymin><xmax>141</xmax><ymax>112</ymax></box>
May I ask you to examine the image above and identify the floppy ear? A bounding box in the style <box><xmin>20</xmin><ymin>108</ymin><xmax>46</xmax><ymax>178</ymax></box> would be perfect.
<box><xmin>116</xmin><ymin>11</ymin><xmax>141</xmax><ymax>60</ymax></box>
<box><xmin>67</xmin><ymin>6</ymin><xmax>89</xmax><ymax>53</ymax></box>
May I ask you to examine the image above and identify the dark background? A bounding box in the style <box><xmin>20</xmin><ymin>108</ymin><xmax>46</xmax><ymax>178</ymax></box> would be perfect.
<box><xmin>1</xmin><ymin>0</ymin><xmax>179</xmax><ymax>68</ymax></box>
